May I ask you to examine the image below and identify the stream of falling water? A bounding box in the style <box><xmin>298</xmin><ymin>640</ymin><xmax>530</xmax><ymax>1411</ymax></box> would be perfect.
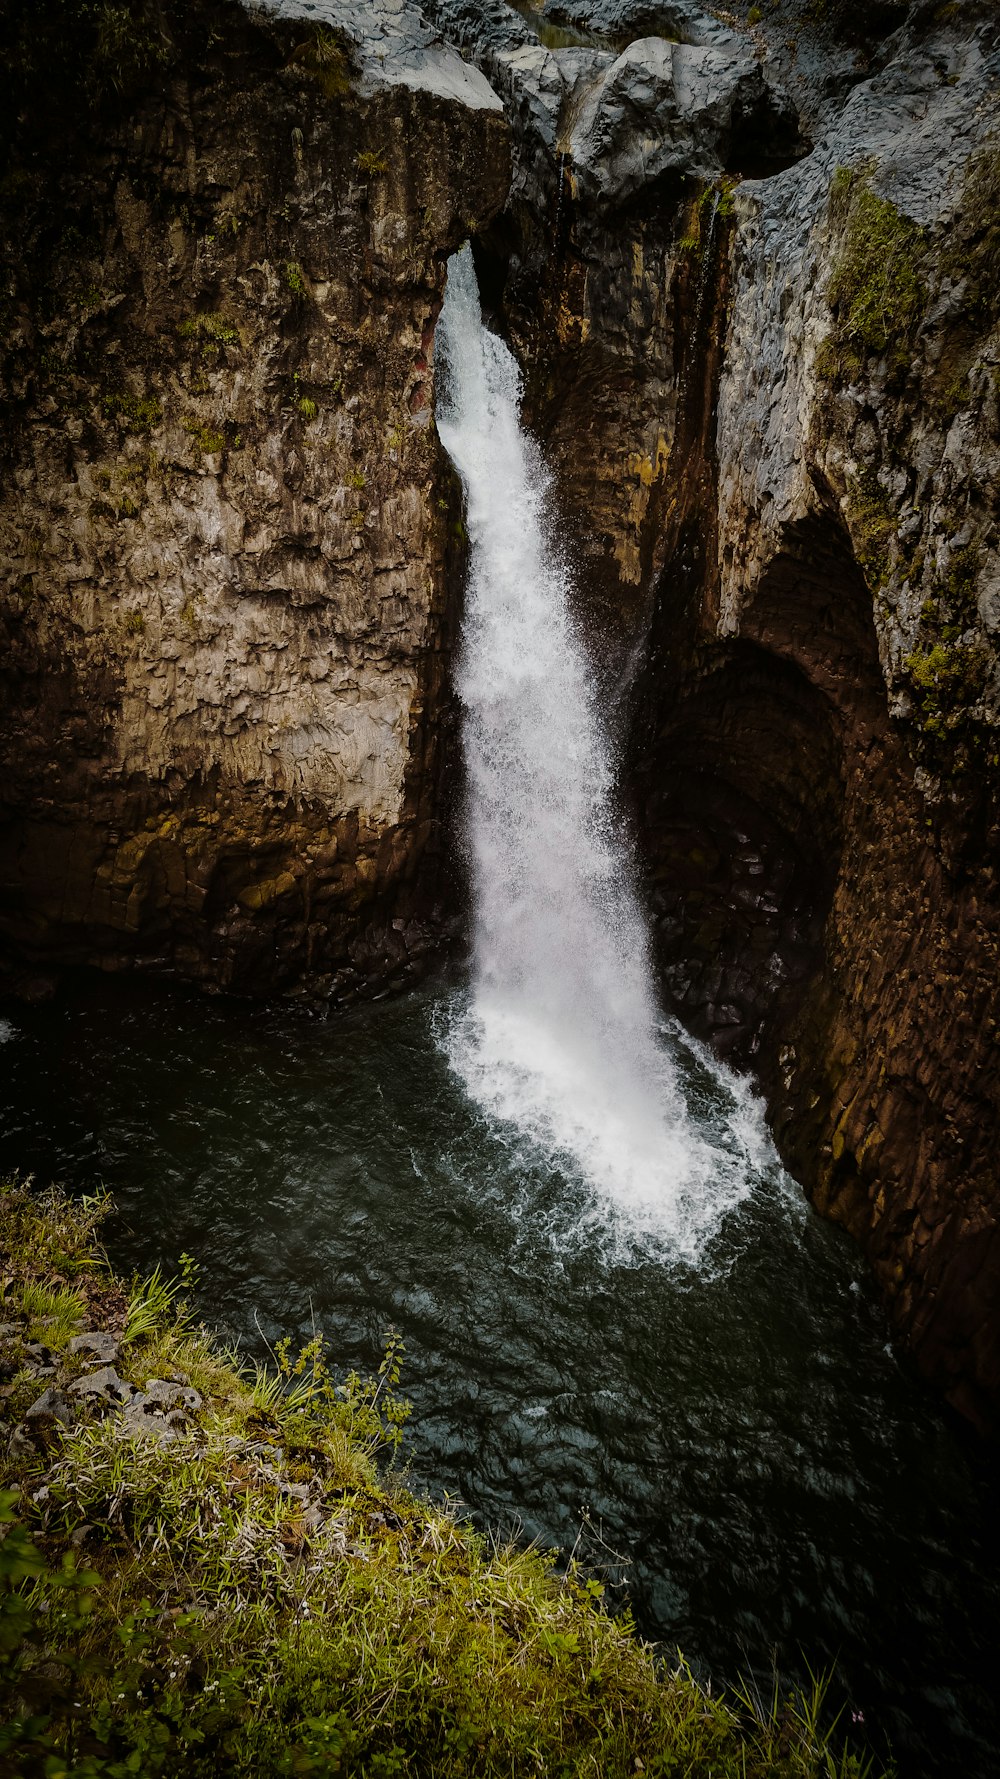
<box><xmin>435</xmin><ymin>244</ymin><xmax>765</xmax><ymax>1257</ymax></box>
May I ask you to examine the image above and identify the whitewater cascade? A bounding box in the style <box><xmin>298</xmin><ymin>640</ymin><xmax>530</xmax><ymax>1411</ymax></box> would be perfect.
<box><xmin>435</xmin><ymin>245</ymin><xmax>764</xmax><ymax>1256</ymax></box>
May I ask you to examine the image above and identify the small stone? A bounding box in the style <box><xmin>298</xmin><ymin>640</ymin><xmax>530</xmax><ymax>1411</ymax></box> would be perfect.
<box><xmin>138</xmin><ymin>1379</ymin><xmax>203</xmax><ymax>1413</ymax></box>
<box><xmin>25</xmin><ymin>1387</ymin><xmax>77</xmax><ymax>1430</ymax></box>
<box><xmin>25</xmin><ymin>1341</ymin><xmax>58</xmax><ymax>1375</ymax></box>
<box><xmin>279</xmin><ymin>1481</ymin><xmax>311</xmax><ymax>1503</ymax></box>
<box><xmin>120</xmin><ymin>1401</ymin><xmax>191</xmax><ymax>1443</ymax></box>
<box><xmin>69</xmin><ymin>1332</ymin><xmax>120</xmax><ymax>1364</ymax></box>
<box><xmin>69</xmin><ymin>1366</ymin><xmax>138</xmax><ymax>1407</ymax></box>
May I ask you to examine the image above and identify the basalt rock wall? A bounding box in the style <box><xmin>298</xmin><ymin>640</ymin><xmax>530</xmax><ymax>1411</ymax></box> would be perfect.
<box><xmin>0</xmin><ymin>0</ymin><xmax>508</xmax><ymax>998</ymax></box>
<box><xmin>426</xmin><ymin>0</ymin><xmax>1000</xmax><ymax>1428</ymax></box>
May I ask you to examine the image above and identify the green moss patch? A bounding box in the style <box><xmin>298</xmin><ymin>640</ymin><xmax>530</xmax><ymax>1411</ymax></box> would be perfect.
<box><xmin>181</xmin><ymin>415</ymin><xmax>231</xmax><ymax>455</ymax></box>
<box><xmin>178</xmin><ymin>313</ymin><xmax>242</xmax><ymax>354</ymax></box>
<box><xmin>101</xmin><ymin>390</ymin><xmax>162</xmax><ymax>433</ymax></box>
<box><xmin>845</xmin><ymin>467</ymin><xmax>897</xmax><ymax>589</ymax></box>
<box><xmin>903</xmin><ymin>638</ymin><xmax>991</xmax><ymax>738</ymax></box>
<box><xmin>820</xmin><ymin>168</ymin><xmax>927</xmax><ymax>382</ymax></box>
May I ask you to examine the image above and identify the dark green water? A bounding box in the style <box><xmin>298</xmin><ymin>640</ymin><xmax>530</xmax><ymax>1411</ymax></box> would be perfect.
<box><xmin>1</xmin><ymin>972</ymin><xmax>997</xmax><ymax>1777</ymax></box>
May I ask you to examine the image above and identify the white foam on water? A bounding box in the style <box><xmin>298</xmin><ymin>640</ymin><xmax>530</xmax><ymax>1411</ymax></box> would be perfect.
<box><xmin>435</xmin><ymin>244</ymin><xmax>769</xmax><ymax>1261</ymax></box>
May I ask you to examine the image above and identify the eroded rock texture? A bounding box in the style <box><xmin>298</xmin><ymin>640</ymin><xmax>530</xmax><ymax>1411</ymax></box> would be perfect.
<box><xmin>0</xmin><ymin>0</ymin><xmax>508</xmax><ymax>997</ymax></box>
<box><xmin>3</xmin><ymin>0</ymin><xmax>1000</xmax><ymax>1428</ymax></box>
<box><xmin>425</xmin><ymin>0</ymin><xmax>1000</xmax><ymax>1426</ymax></box>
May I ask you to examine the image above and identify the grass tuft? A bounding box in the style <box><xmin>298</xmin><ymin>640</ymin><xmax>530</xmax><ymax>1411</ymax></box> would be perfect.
<box><xmin>0</xmin><ymin>1179</ymin><xmax>891</xmax><ymax>1778</ymax></box>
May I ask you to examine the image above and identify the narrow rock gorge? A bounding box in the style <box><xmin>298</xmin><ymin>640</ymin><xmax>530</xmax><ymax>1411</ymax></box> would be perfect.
<box><xmin>2</xmin><ymin>0</ymin><xmax>999</xmax><ymax>1435</ymax></box>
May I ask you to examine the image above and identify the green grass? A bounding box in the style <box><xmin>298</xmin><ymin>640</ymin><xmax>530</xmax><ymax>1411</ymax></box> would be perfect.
<box><xmin>287</xmin><ymin>23</ymin><xmax>353</xmax><ymax>99</ymax></box>
<box><xmin>0</xmin><ymin>1181</ymin><xmax>890</xmax><ymax>1778</ymax></box>
<box><xmin>18</xmin><ymin>1280</ymin><xmax>87</xmax><ymax>1348</ymax></box>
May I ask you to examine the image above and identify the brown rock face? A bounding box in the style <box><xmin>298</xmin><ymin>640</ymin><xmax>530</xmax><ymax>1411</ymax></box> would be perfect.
<box><xmin>0</xmin><ymin>0</ymin><xmax>508</xmax><ymax>997</ymax></box>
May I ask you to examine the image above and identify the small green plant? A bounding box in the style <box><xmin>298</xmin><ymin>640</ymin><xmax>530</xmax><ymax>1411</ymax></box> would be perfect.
<box><xmin>178</xmin><ymin>1251</ymin><xmax>199</xmax><ymax>1291</ymax></box>
<box><xmin>121</xmin><ymin>607</ymin><xmax>146</xmax><ymax>637</ymax></box>
<box><xmin>345</xmin><ymin>468</ymin><xmax>366</xmax><ymax>490</ymax></box>
<box><xmin>181</xmin><ymin>415</ymin><xmax>226</xmax><ymax>455</ymax></box>
<box><xmin>89</xmin><ymin>0</ymin><xmax>170</xmax><ymax>99</ymax></box>
<box><xmin>291</xmin><ymin>370</ymin><xmax>318</xmax><ymax>420</ymax></box>
<box><xmin>747</xmin><ymin>6</ymin><xmax>763</xmax><ymax>23</ymax></box>
<box><xmin>356</xmin><ymin>149</ymin><xmax>388</xmax><ymax>177</ymax></box>
<box><xmin>102</xmin><ymin>390</ymin><xmax>161</xmax><ymax>432</ymax></box>
<box><xmin>288</xmin><ymin>23</ymin><xmax>353</xmax><ymax>98</ymax></box>
<box><xmin>178</xmin><ymin>311</ymin><xmax>241</xmax><ymax>353</ymax></box>
<box><xmin>272</xmin><ymin>1325</ymin><xmax>411</xmax><ymax>1461</ymax></box>
<box><xmin>123</xmin><ymin>1265</ymin><xmax>180</xmax><ymax>1343</ymax></box>
<box><xmin>283</xmin><ymin>260</ymin><xmax>307</xmax><ymax>296</ymax></box>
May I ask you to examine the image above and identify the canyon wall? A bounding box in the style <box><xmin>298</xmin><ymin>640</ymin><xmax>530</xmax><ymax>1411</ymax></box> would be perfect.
<box><xmin>2</xmin><ymin>0</ymin><xmax>999</xmax><ymax>1427</ymax></box>
<box><xmin>423</xmin><ymin>0</ymin><xmax>1000</xmax><ymax>1428</ymax></box>
<box><xmin>0</xmin><ymin>0</ymin><xmax>508</xmax><ymax>997</ymax></box>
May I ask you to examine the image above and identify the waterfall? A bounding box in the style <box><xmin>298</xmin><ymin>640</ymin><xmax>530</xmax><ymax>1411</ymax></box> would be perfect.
<box><xmin>435</xmin><ymin>245</ymin><xmax>763</xmax><ymax>1257</ymax></box>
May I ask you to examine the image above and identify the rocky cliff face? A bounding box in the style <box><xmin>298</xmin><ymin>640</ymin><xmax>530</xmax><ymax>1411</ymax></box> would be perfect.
<box><xmin>421</xmin><ymin>0</ymin><xmax>1000</xmax><ymax>1427</ymax></box>
<box><xmin>3</xmin><ymin>0</ymin><xmax>999</xmax><ymax>1428</ymax></box>
<box><xmin>708</xmin><ymin>3</ymin><xmax>1000</xmax><ymax>1429</ymax></box>
<box><xmin>0</xmin><ymin>0</ymin><xmax>508</xmax><ymax>997</ymax></box>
